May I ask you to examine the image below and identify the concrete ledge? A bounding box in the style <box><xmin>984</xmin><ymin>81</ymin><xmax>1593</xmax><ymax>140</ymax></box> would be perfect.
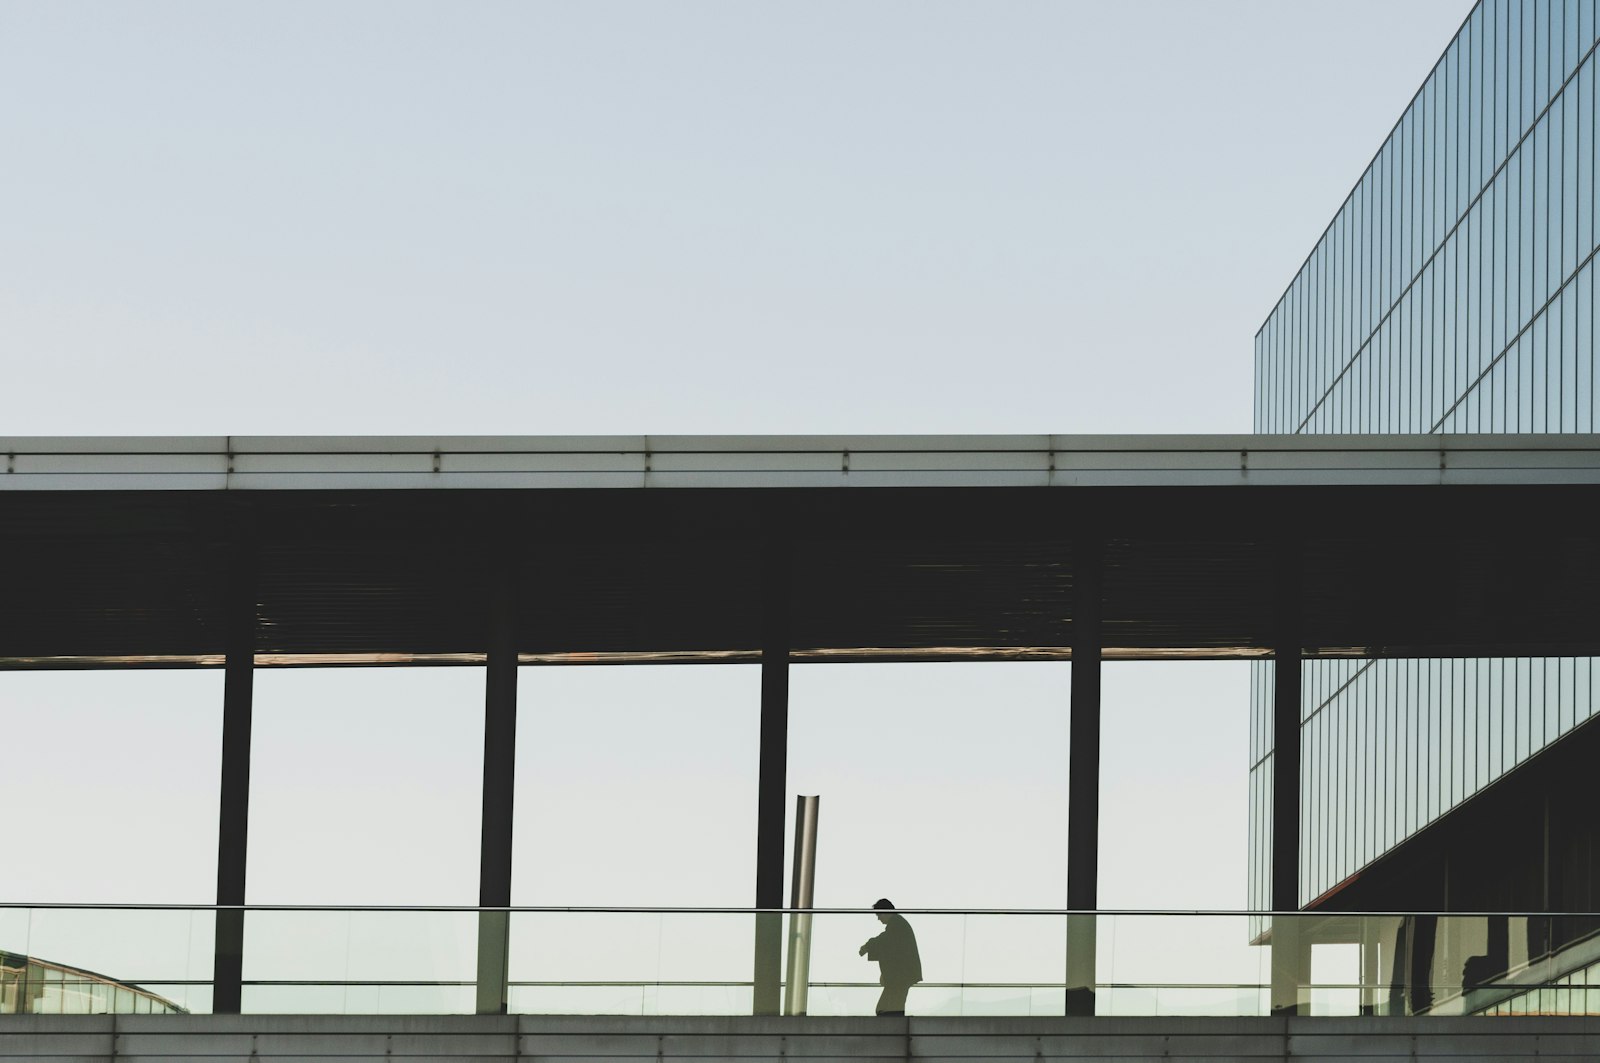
<box><xmin>3</xmin><ymin>1014</ymin><xmax>1598</xmax><ymax>1061</ymax></box>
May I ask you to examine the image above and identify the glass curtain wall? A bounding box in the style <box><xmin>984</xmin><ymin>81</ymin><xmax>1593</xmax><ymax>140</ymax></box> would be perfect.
<box><xmin>1250</xmin><ymin>0</ymin><xmax>1600</xmax><ymax>908</ymax></box>
<box><xmin>1256</xmin><ymin>0</ymin><xmax>1600</xmax><ymax>436</ymax></box>
<box><xmin>1250</xmin><ymin>656</ymin><xmax>1599</xmax><ymax>907</ymax></box>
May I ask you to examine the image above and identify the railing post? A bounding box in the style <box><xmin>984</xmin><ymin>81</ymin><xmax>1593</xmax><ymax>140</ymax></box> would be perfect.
<box><xmin>1360</xmin><ymin>916</ymin><xmax>1379</xmax><ymax>1015</ymax></box>
<box><xmin>753</xmin><ymin>543</ymin><xmax>791</xmax><ymax>1016</ymax></box>
<box><xmin>1269</xmin><ymin>914</ymin><xmax>1304</xmax><ymax>1017</ymax></box>
<box><xmin>1066</xmin><ymin>535</ymin><xmax>1102</xmax><ymax>1017</ymax></box>
<box><xmin>212</xmin><ymin>528</ymin><xmax>256</xmax><ymax>1015</ymax></box>
<box><xmin>476</xmin><ymin>574</ymin><xmax>517</xmax><ymax>1015</ymax></box>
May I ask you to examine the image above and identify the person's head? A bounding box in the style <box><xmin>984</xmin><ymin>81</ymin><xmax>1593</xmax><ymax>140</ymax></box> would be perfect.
<box><xmin>873</xmin><ymin>898</ymin><xmax>894</xmax><ymax>924</ymax></box>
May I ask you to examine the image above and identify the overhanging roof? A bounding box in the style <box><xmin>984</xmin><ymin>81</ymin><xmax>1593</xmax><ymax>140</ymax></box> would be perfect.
<box><xmin>2</xmin><ymin>434</ymin><xmax>1598</xmax><ymax>666</ymax></box>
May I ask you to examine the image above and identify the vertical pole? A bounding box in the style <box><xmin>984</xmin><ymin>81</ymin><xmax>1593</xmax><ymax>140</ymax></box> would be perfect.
<box><xmin>212</xmin><ymin>535</ymin><xmax>256</xmax><ymax>1015</ymax></box>
<box><xmin>476</xmin><ymin>577</ymin><xmax>517</xmax><ymax>1015</ymax></box>
<box><xmin>1270</xmin><ymin>649</ymin><xmax>1302</xmax><ymax>913</ymax></box>
<box><xmin>784</xmin><ymin>795</ymin><xmax>820</xmax><ymax>1016</ymax></box>
<box><xmin>1360</xmin><ymin>916</ymin><xmax>1378</xmax><ymax>1016</ymax></box>
<box><xmin>1387</xmin><ymin>919</ymin><xmax>1410</xmax><ymax>1016</ymax></box>
<box><xmin>1270</xmin><ymin>541</ymin><xmax>1303</xmax><ymax>1017</ymax></box>
<box><xmin>1066</xmin><ymin>535</ymin><xmax>1102</xmax><ymax>1017</ymax></box>
<box><xmin>753</xmin><ymin>543</ymin><xmax>791</xmax><ymax>1016</ymax></box>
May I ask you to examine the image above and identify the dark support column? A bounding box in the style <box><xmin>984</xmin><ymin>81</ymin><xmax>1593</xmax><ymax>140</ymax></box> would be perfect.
<box><xmin>476</xmin><ymin>579</ymin><xmax>518</xmax><ymax>1015</ymax></box>
<box><xmin>1066</xmin><ymin>535</ymin><xmax>1102</xmax><ymax>1017</ymax></box>
<box><xmin>1359</xmin><ymin>916</ymin><xmax>1379</xmax><ymax>1015</ymax></box>
<box><xmin>1270</xmin><ymin>542</ymin><xmax>1304</xmax><ymax>1016</ymax></box>
<box><xmin>1271</xmin><ymin>647</ymin><xmax>1302</xmax><ymax>913</ymax></box>
<box><xmin>753</xmin><ymin>544</ymin><xmax>792</xmax><ymax>1016</ymax></box>
<box><xmin>212</xmin><ymin>540</ymin><xmax>256</xmax><ymax>1015</ymax></box>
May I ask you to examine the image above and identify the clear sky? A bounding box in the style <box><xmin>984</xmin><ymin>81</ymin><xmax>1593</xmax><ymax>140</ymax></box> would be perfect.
<box><xmin>0</xmin><ymin>0</ymin><xmax>1473</xmax><ymax>1012</ymax></box>
<box><xmin>2</xmin><ymin>0</ymin><xmax>1470</xmax><ymax>436</ymax></box>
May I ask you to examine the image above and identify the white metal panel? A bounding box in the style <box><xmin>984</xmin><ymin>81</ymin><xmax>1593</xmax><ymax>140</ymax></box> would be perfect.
<box><xmin>1246</xmin><ymin>450</ymin><xmax>1441</xmax><ymax>471</ymax></box>
<box><xmin>12</xmin><ymin>453</ymin><xmax>228</xmax><ymax>475</ymax></box>
<box><xmin>0</xmin><ymin>436</ymin><xmax>229</xmax><ymax>454</ymax></box>
<box><xmin>1444</xmin><ymin>447</ymin><xmax>1600</xmax><ymax>468</ymax></box>
<box><xmin>1444</xmin><ymin>466</ymin><xmax>1600</xmax><ymax>485</ymax></box>
<box><xmin>850</xmin><ymin>451</ymin><xmax>1051</xmax><ymax>472</ymax></box>
<box><xmin>1050</xmin><ymin>433</ymin><xmax>1232</xmax><ymax>452</ymax></box>
<box><xmin>1243</xmin><ymin>469</ymin><xmax>1444</xmax><ymax>487</ymax></box>
<box><xmin>650</xmin><ymin>451</ymin><xmax>846</xmax><ymax>473</ymax></box>
<box><xmin>647</xmin><ymin>470</ymin><xmax>852</xmax><ymax>489</ymax></box>
<box><xmin>657</xmin><ymin>434</ymin><xmax>1052</xmax><ymax>453</ymax></box>
<box><xmin>442</xmin><ymin>453</ymin><xmax>648</xmax><ymax>474</ymax></box>
<box><xmin>1052</xmin><ymin>450</ymin><xmax>1243</xmax><ymax>472</ymax></box>
<box><xmin>224</xmin><ymin>471</ymin><xmax>441</xmax><ymax>490</ymax></box>
<box><xmin>226</xmin><ymin>471</ymin><xmax>650</xmax><ymax>490</ymax></box>
<box><xmin>0</xmin><ymin>473</ymin><xmax>232</xmax><ymax>491</ymax></box>
<box><xmin>1050</xmin><ymin>469</ymin><xmax>1249</xmax><ymax>488</ymax></box>
<box><xmin>230</xmin><ymin>453</ymin><xmax>436</xmax><ymax>475</ymax></box>
<box><xmin>1441</xmin><ymin>432</ymin><xmax>1600</xmax><ymax>450</ymax></box>
<box><xmin>848</xmin><ymin>470</ymin><xmax>1054</xmax><ymax>488</ymax></box>
<box><xmin>226</xmin><ymin>434</ymin><xmax>647</xmax><ymax>455</ymax></box>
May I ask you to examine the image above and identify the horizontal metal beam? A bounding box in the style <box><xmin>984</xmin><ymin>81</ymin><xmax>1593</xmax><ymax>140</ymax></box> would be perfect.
<box><xmin>2</xmin><ymin>433</ymin><xmax>1599</xmax><ymax>491</ymax></box>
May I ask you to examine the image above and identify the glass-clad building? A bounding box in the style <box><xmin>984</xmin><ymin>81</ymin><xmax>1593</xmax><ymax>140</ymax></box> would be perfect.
<box><xmin>1</xmin><ymin>951</ymin><xmax>184</xmax><ymax>1015</ymax></box>
<box><xmin>1250</xmin><ymin>0</ymin><xmax>1600</xmax><ymax>910</ymax></box>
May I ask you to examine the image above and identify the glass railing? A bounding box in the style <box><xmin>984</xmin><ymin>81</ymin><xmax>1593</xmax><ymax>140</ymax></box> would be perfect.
<box><xmin>0</xmin><ymin>905</ymin><xmax>214</xmax><ymax>1014</ymax></box>
<box><xmin>5</xmin><ymin>906</ymin><xmax>1600</xmax><ymax>1017</ymax></box>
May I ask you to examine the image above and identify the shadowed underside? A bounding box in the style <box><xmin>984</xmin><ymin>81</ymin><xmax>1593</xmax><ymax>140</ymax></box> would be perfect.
<box><xmin>1</xmin><ymin>435</ymin><xmax>1597</xmax><ymax>666</ymax></box>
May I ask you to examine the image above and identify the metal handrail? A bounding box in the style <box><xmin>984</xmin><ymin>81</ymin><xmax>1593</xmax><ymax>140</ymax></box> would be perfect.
<box><xmin>3</xmin><ymin>903</ymin><xmax>1598</xmax><ymax>916</ymax></box>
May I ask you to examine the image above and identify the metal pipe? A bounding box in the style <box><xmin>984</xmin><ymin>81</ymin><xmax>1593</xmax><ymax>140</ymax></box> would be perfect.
<box><xmin>784</xmin><ymin>795</ymin><xmax>821</xmax><ymax>1015</ymax></box>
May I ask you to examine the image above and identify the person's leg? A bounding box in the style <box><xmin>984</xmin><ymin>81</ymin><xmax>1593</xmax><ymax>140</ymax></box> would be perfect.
<box><xmin>876</xmin><ymin>982</ymin><xmax>909</xmax><ymax>1016</ymax></box>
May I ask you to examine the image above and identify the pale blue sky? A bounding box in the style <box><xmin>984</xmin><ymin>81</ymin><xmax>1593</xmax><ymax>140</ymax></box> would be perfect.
<box><xmin>2</xmin><ymin>0</ymin><xmax>1470</xmax><ymax>435</ymax></box>
<box><xmin>0</xmin><ymin>0</ymin><xmax>1474</xmax><ymax>1006</ymax></box>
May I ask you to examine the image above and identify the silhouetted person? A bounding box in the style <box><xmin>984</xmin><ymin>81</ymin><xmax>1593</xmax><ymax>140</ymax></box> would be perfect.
<box><xmin>859</xmin><ymin>898</ymin><xmax>921</xmax><ymax>1016</ymax></box>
